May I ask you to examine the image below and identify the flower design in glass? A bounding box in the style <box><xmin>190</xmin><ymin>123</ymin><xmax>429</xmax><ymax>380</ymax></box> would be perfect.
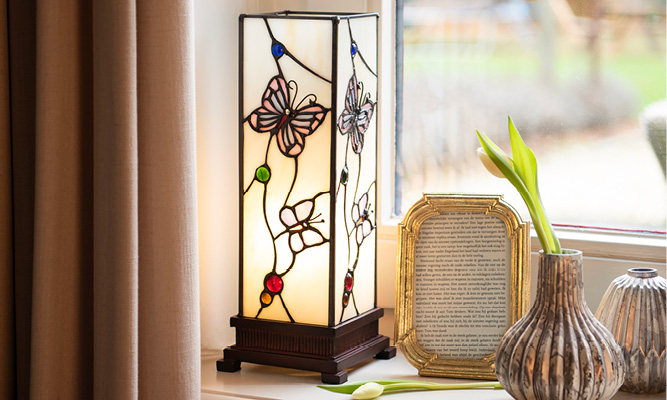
<box><xmin>339</xmin><ymin>189</ymin><xmax>376</xmax><ymax>322</ymax></box>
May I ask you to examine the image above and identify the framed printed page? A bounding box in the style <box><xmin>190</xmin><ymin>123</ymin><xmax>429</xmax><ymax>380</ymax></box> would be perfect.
<box><xmin>395</xmin><ymin>194</ymin><xmax>530</xmax><ymax>379</ymax></box>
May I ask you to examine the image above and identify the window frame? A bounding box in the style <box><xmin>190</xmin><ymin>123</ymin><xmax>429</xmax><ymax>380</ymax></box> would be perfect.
<box><xmin>374</xmin><ymin>0</ymin><xmax>666</xmax><ymax>308</ymax></box>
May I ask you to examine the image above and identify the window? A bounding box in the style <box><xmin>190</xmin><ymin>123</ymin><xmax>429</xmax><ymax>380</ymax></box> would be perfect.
<box><xmin>379</xmin><ymin>0</ymin><xmax>666</xmax><ymax>312</ymax></box>
<box><xmin>395</xmin><ymin>0</ymin><xmax>666</xmax><ymax>233</ymax></box>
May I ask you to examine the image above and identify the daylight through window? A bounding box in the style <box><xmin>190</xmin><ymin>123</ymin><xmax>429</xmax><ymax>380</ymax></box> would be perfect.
<box><xmin>397</xmin><ymin>0</ymin><xmax>666</xmax><ymax>231</ymax></box>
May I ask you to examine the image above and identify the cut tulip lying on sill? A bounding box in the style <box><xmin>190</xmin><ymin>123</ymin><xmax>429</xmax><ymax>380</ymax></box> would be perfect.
<box><xmin>318</xmin><ymin>379</ymin><xmax>503</xmax><ymax>399</ymax></box>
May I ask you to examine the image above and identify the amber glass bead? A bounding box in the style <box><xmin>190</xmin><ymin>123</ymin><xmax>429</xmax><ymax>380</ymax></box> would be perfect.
<box><xmin>260</xmin><ymin>292</ymin><xmax>272</xmax><ymax>305</ymax></box>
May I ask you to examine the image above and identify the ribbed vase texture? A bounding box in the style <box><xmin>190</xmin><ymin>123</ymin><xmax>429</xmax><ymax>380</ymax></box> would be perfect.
<box><xmin>595</xmin><ymin>268</ymin><xmax>666</xmax><ymax>393</ymax></box>
<box><xmin>495</xmin><ymin>250</ymin><xmax>625</xmax><ymax>400</ymax></box>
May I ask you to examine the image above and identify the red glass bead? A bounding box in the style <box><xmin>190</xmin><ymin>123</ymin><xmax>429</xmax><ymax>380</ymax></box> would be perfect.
<box><xmin>345</xmin><ymin>273</ymin><xmax>354</xmax><ymax>291</ymax></box>
<box><xmin>266</xmin><ymin>274</ymin><xmax>283</xmax><ymax>293</ymax></box>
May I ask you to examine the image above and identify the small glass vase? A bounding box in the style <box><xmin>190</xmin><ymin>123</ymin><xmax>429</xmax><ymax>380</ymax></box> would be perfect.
<box><xmin>595</xmin><ymin>268</ymin><xmax>666</xmax><ymax>394</ymax></box>
<box><xmin>495</xmin><ymin>250</ymin><xmax>625</xmax><ymax>400</ymax></box>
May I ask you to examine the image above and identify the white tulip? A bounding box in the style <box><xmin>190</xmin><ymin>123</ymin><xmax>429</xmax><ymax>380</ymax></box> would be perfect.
<box><xmin>352</xmin><ymin>382</ymin><xmax>384</xmax><ymax>399</ymax></box>
<box><xmin>476</xmin><ymin>147</ymin><xmax>506</xmax><ymax>178</ymax></box>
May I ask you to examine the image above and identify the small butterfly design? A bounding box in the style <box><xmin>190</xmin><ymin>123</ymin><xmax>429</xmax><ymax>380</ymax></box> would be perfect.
<box><xmin>337</xmin><ymin>74</ymin><xmax>375</xmax><ymax>154</ymax></box>
<box><xmin>279</xmin><ymin>198</ymin><xmax>327</xmax><ymax>253</ymax></box>
<box><xmin>351</xmin><ymin>192</ymin><xmax>374</xmax><ymax>245</ymax></box>
<box><xmin>248</xmin><ymin>75</ymin><xmax>328</xmax><ymax>158</ymax></box>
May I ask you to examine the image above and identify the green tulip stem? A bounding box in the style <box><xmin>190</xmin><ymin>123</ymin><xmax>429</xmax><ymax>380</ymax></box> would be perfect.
<box><xmin>319</xmin><ymin>379</ymin><xmax>504</xmax><ymax>399</ymax></box>
<box><xmin>381</xmin><ymin>381</ymin><xmax>504</xmax><ymax>392</ymax></box>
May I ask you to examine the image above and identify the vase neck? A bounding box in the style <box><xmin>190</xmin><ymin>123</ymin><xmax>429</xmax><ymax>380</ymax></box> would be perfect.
<box><xmin>536</xmin><ymin>251</ymin><xmax>586</xmax><ymax>305</ymax></box>
<box><xmin>627</xmin><ymin>267</ymin><xmax>658</xmax><ymax>278</ymax></box>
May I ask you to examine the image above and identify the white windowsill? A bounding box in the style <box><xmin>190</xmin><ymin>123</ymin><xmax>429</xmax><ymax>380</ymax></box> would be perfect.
<box><xmin>202</xmin><ymin>310</ymin><xmax>665</xmax><ymax>400</ymax></box>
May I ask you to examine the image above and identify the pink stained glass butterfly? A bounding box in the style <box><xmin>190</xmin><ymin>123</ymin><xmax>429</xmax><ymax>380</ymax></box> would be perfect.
<box><xmin>248</xmin><ymin>75</ymin><xmax>328</xmax><ymax>158</ymax></box>
<box><xmin>279</xmin><ymin>198</ymin><xmax>326</xmax><ymax>253</ymax></box>
<box><xmin>337</xmin><ymin>74</ymin><xmax>375</xmax><ymax>154</ymax></box>
<box><xmin>351</xmin><ymin>192</ymin><xmax>373</xmax><ymax>245</ymax></box>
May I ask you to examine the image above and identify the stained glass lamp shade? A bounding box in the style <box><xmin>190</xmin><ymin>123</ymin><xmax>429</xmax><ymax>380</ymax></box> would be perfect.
<box><xmin>217</xmin><ymin>11</ymin><xmax>395</xmax><ymax>384</ymax></box>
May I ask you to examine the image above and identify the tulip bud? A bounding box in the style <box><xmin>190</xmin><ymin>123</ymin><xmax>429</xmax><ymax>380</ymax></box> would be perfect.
<box><xmin>477</xmin><ymin>147</ymin><xmax>507</xmax><ymax>178</ymax></box>
<box><xmin>352</xmin><ymin>382</ymin><xmax>385</xmax><ymax>399</ymax></box>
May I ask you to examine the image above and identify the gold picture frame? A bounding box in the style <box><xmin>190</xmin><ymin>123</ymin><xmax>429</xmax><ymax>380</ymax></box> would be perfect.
<box><xmin>394</xmin><ymin>194</ymin><xmax>530</xmax><ymax>379</ymax></box>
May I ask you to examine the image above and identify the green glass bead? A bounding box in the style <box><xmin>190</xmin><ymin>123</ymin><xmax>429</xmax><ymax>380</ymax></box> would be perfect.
<box><xmin>340</xmin><ymin>166</ymin><xmax>349</xmax><ymax>185</ymax></box>
<box><xmin>256</xmin><ymin>166</ymin><xmax>270</xmax><ymax>182</ymax></box>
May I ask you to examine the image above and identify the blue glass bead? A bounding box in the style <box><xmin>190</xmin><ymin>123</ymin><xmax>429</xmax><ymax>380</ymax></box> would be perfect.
<box><xmin>351</xmin><ymin>42</ymin><xmax>357</xmax><ymax>56</ymax></box>
<box><xmin>271</xmin><ymin>43</ymin><xmax>284</xmax><ymax>58</ymax></box>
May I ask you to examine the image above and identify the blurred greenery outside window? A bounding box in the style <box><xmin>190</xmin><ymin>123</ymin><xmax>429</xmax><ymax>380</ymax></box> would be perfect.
<box><xmin>396</xmin><ymin>0</ymin><xmax>666</xmax><ymax>232</ymax></box>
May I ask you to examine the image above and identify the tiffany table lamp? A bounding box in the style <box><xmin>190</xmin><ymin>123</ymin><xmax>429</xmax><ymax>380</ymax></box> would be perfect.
<box><xmin>217</xmin><ymin>11</ymin><xmax>395</xmax><ymax>384</ymax></box>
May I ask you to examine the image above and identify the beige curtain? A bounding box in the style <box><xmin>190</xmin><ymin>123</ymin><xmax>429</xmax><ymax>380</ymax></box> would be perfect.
<box><xmin>0</xmin><ymin>0</ymin><xmax>201</xmax><ymax>398</ymax></box>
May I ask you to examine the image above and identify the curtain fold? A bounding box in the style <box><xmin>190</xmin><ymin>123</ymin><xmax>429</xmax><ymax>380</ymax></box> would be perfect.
<box><xmin>1</xmin><ymin>0</ymin><xmax>201</xmax><ymax>398</ymax></box>
<box><xmin>136</xmin><ymin>0</ymin><xmax>200</xmax><ymax>398</ymax></box>
<box><xmin>1</xmin><ymin>1</ymin><xmax>15</xmax><ymax>398</ymax></box>
<box><xmin>5</xmin><ymin>1</ymin><xmax>37</xmax><ymax>397</ymax></box>
<box><xmin>93</xmin><ymin>0</ymin><xmax>139</xmax><ymax>399</ymax></box>
<box><xmin>30</xmin><ymin>0</ymin><xmax>94</xmax><ymax>396</ymax></box>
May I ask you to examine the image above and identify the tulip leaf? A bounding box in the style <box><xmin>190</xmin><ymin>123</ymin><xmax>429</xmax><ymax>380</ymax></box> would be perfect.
<box><xmin>507</xmin><ymin>117</ymin><xmax>561</xmax><ymax>253</ymax></box>
<box><xmin>508</xmin><ymin>116</ymin><xmax>538</xmax><ymax>194</ymax></box>
<box><xmin>477</xmin><ymin>130</ymin><xmax>553</xmax><ymax>253</ymax></box>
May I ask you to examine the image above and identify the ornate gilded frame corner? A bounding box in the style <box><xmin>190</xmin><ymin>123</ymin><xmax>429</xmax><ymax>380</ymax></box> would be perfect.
<box><xmin>394</xmin><ymin>194</ymin><xmax>530</xmax><ymax>379</ymax></box>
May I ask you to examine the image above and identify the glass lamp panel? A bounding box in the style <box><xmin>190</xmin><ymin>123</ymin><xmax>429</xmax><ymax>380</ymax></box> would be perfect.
<box><xmin>240</xmin><ymin>15</ymin><xmax>333</xmax><ymax>326</ymax></box>
<box><xmin>334</xmin><ymin>15</ymin><xmax>379</xmax><ymax>324</ymax></box>
<box><xmin>267</xmin><ymin>18</ymin><xmax>333</xmax><ymax>83</ymax></box>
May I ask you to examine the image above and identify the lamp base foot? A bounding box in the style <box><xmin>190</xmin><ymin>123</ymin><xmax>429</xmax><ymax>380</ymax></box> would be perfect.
<box><xmin>216</xmin><ymin>358</ymin><xmax>241</xmax><ymax>372</ymax></box>
<box><xmin>321</xmin><ymin>370</ymin><xmax>348</xmax><ymax>384</ymax></box>
<box><xmin>217</xmin><ymin>308</ymin><xmax>395</xmax><ymax>384</ymax></box>
<box><xmin>375</xmin><ymin>345</ymin><xmax>396</xmax><ymax>359</ymax></box>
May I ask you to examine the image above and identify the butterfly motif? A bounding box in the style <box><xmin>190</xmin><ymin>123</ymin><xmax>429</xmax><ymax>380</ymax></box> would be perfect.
<box><xmin>351</xmin><ymin>192</ymin><xmax>374</xmax><ymax>245</ymax></box>
<box><xmin>248</xmin><ymin>75</ymin><xmax>328</xmax><ymax>158</ymax></box>
<box><xmin>337</xmin><ymin>74</ymin><xmax>375</xmax><ymax>154</ymax></box>
<box><xmin>279</xmin><ymin>198</ymin><xmax>327</xmax><ymax>253</ymax></box>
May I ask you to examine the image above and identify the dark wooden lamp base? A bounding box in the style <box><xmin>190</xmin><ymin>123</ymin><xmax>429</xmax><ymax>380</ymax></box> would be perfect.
<box><xmin>217</xmin><ymin>308</ymin><xmax>396</xmax><ymax>384</ymax></box>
